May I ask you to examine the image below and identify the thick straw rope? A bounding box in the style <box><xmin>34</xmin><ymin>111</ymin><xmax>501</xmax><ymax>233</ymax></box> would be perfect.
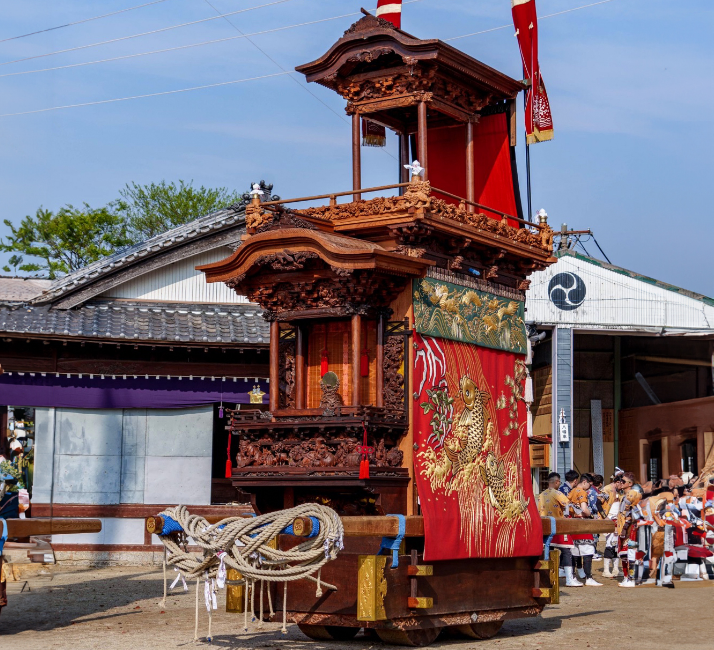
<box><xmin>156</xmin><ymin>503</ymin><xmax>344</xmax><ymax>591</ymax></box>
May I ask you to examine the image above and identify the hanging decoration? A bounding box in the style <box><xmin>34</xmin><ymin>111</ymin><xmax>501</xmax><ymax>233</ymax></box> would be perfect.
<box><xmin>362</xmin><ymin>118</ymin><xmax>386</xmax><ymax>147</ymax></box>
<box><xmin>358</xmin><ymin>423</ymin><xmax>373</xmax><ymax>479</ymax></box>
<box><xmin>225</xmin><ymin>433</ymin><xmax>232</xmax><ymax>479</ymax></box>
<box><xmin>320</xmin><ymin>327</ymin><xmax>329</xmax><ymax>377</ymax></box>
<box><xmin>511</xmin><ymin>0</ymin><xmax>554</xmax><ymax>143</ymax></box>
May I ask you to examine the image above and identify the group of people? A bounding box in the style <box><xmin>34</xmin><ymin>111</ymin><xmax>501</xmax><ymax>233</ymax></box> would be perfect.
<box><xmin>538</xmin><ymin>469</ymin><xmax>714</xmax><ymax>589</ymax></box>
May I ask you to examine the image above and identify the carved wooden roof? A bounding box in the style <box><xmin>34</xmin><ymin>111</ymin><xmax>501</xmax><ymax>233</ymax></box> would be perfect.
<box><xmin>197</xmin><ymin>227</ymin><xmax>432</xmax><ymax>319</ymax></box>
<box><xmin>295</xmin><ymin>14</ymin><xmax>525</xmax><ymax>126</ymax></box>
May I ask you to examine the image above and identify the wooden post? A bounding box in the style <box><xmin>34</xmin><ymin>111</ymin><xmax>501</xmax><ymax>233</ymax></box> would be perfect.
<box><xmin>352</xmin><ymin>314</ymin><xmax>362</xmax><ymax>406</ymax></box>
<box><xmin>376</xmin><ymin>315</ymin><xmax>385</xmax><ymax>408</ymax></box>
<box><xmin>417</xmin><ymin>100</ymin><xmax>428</xmax><ymax>180</ymax></box>
<box><xmin>269</xmin><ymin>321</ymin><xmax>279</xmax><ymax>411</ymax></box>
<box><xmin>295</xmin><ymin>324</ymin><xmax>305</xmax><ymax>409</ymax></box>
<box><xmin>399</xmin><ymin>133</ymin><xmax>410</xmax><ymax>193</ymax></box>
<box><xmin>352</xmin><ymin>112</ymin><xmax>362</xmax><ymax>201</ymax></box>
<box><xmin>465</xmin><ymin>120</ymin><xmax>475</xmax><ymax>213</ymax></box>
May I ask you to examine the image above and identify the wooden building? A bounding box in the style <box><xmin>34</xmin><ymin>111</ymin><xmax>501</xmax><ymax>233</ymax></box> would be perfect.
<box><xmin>526</xmin><ymin>250</ymin><xmax>714</xmax><ymax>487</ymax></box>
<box><xmin>0</xmin><ymin>186</ymin><xmax>271</xmax><ymax>563</ymax></box>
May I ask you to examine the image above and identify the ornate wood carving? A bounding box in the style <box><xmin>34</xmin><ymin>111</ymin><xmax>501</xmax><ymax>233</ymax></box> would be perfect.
<box><xmin>256</xmin><ymin>251</ymin><xmax>318</xmax><ymax>272</ymax></box>
<box><xmin>278</xmin><ymin>340</ymin><xmax>295</xmax><ymax>409</ymax></box>
<box><xmin>384</xmin><ymin>336</ymin><xmax>405</xmax><ymax>411</ymax></box>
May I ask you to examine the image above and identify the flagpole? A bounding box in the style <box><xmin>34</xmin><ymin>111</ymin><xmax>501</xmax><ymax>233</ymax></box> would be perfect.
<box><xmin>524</xmin><ymin>78</ymin><xmax>532</xmax><ymax>223</ymax></box>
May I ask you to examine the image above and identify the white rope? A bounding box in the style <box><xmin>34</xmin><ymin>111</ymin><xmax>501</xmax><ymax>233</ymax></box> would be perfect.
<box><xmin>156</xmin><ymin>504</ymin><xmax>344</xmax><ymax>639</ymax></box>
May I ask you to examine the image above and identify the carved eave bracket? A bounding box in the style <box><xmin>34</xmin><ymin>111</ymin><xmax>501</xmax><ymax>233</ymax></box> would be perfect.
<box><xmin>197</xmin><ymin>228</ymin><xmax>432</xmax><ymax>319</ymax></box>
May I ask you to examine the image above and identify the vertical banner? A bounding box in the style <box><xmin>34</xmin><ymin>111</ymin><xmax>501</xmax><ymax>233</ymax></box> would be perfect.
<box><xmin>512</xmin><ymin>0</ymin><xmax>554</xmax><ymax>143</ymax></box>
<box><xmin>376</xmin><ymin>0</ymin><xmax>403</xmax><ymax>28</ymax></box>
<box><xmin>413</xmin><ymin>333</ymin><xmax>542</xmax><ymax>560</ymax></box>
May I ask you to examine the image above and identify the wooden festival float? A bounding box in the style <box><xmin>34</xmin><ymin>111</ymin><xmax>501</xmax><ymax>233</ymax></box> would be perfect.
<box><xmin>146</xmin><ymin>13</ymin><xmax>613</xmax><ymax>646</ymax></box>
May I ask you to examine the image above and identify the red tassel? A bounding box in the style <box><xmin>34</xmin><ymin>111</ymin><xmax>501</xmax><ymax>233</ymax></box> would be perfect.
<box><xmin>360</xmin><ymin>347</ymin><xmax>369</xmax><ymax>377</ymax></box>
<box><xmin>321</xmin><ymin>348</ymin><xmax>329</xmax><ymax>376</ymax></box>
<box><xmin>225</xmin><ymin>434</ymin><xmax>232</xmax><ymax>478</ymax></box>
<box><xmin>359</xmin><ymin>458</ymin><xmax>370</xmax><ymax>480</ymax></box>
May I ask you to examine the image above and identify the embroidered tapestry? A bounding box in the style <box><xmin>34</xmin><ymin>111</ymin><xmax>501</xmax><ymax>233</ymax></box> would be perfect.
<box><xmin>413</xmin><ymin>277</ymin><xmax>527</xmax><ymax>355</ymax></box>
<box><xmin>413</xmin><ymin>332</ymin><xmax>542</xmax><ymax>560</ymax></box>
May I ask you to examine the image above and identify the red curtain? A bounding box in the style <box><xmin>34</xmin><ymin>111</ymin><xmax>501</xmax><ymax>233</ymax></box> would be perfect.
<box><xmin>427</xmin><ymin>114</ymin><xmax>519</xmax><ymax>225</ymax></box>
<box><xmin>413</xmin><ymin>332</ymin><xmax>542</xmax><ymax>560</ymax></box>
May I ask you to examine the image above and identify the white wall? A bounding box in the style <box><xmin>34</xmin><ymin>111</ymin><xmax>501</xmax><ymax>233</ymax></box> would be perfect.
<box><xmin>101</xmin><ymin>248</ymin><xmax>249</xmax><ymax>304</ymax></box>
<box><xmin>33</xmin><ymin>406</ymin><xmax>214</xmax><ymax>507</ymax></box>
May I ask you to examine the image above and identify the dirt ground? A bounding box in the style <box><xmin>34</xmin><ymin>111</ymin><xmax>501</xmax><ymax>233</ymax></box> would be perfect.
<box><xmin>1</xmin><ymin>564</ymin><xmax>711</xmax><ymax>650</ymax></box>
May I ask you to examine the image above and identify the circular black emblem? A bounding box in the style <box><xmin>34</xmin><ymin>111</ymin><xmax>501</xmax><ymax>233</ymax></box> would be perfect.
<box><xmin>548</xmin><ymin>272</ymin><xmax>586</xmax><ymax>311</ymax></box>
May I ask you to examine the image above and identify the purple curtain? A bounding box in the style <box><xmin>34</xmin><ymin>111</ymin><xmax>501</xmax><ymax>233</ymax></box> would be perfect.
<box><xmin>0</xmin><ymin>373</ymin><xmax>268</xmax><ymax>409</ymax></box>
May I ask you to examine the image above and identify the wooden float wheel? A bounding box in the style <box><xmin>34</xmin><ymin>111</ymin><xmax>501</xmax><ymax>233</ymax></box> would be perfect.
<box><xmin>455</xmin><ymin>621</ymin><xmax>504</xmax><ymax>640</ymax></box>
<box><xmin>375</xmin><ymin>627</ymin><xmax>441</xmax><ymax>646</ymax></box>
<box><xmin>297</xmin><ymin>624</ymin><xmax>361</xmax><ymax>641</ymax></box>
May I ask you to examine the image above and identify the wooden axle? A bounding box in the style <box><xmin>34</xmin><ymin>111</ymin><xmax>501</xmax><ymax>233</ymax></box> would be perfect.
<box><xmin>145</xmin><ymin>513</ymin><xmax>613</xmax><ymax>538</ymax></box>
<box><xmin>5</xmin><ymin>518</ymin><xmax>102</xmax><ymax>538</ymax></box>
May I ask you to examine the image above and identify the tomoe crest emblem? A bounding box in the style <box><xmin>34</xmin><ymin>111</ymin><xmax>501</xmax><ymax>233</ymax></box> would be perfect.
<box><xmin>548</xmin><ymin>272</ymin><xmax>586</xmax><ymax>311</ymax></box>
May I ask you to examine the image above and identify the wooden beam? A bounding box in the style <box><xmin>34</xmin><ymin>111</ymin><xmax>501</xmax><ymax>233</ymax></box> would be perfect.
<box><xmin>417</xmin><ymin>100</ymin><xmax>428</xmax><ymax>180</ymax></box>
<box><xmin>352</xmin><ymin>314</ymin><xmax>362</xmax><ymax>406</ymax></box>
<box><xmin>352</xmin><ymin>112</ymin><xmax>362</xmax><ymax>201</ymax></box>
<box><xmin>6</xmin><ymin>518</ymin><xmax>102</xmax><ymax>538</ymax></box>
<box><xmin>399</xmin><ymin>134</ymin><xmax>410</xmax><ymax>190</ymax></box>
<box><xmin>145</xmin><ymin>513</ymin><xmax>614</xmax><ymax>539</ymax></box>
<box><xmin>269</xmin><ymin>321</ymin><xmax>279</xmax><ymax>411</ymax></box>
<box><xmin>635</xmin><ymin>355</ymin><xmax>712</xmax><ymax>369</ymax></box>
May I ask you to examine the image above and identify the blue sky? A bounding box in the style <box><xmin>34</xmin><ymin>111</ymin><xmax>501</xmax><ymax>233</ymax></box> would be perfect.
<box><xmin>0</xmin><ymin>0</ymin><xmax>712</xmax><ymax>296</ymax></box>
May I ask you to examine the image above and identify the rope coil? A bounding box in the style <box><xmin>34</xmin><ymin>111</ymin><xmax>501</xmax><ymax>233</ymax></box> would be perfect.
<box><xmin>156</xmin><ymin>504</ymin><xmax>343</xmax><ymax>585</ymax></box>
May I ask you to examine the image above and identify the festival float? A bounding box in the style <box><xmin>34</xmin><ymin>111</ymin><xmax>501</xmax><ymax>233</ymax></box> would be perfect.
<box><xmin>145</xmin><ymin>5</ymin><xmax>613</xmax><ymax>645</ymax></box>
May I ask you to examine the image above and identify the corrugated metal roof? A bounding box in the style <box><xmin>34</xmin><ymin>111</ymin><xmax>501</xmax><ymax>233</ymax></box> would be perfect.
<box><xmin>0</xmin><ymin>300</ymin><xmax>269</xmax><ymax>345</ymax></box>
<box><xmin>526</xmin><ymin>251</ymin><xmax>714</xmax><ymax>333</ymax></box>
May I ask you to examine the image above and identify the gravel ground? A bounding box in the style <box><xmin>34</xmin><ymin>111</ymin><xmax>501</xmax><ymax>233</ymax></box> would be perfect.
<box><xmin>1</xmin><ymin>565</ymin><xmax>711</xmax><ymax>650</ymax></box>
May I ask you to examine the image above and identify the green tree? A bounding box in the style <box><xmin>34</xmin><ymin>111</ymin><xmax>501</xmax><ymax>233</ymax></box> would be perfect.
<box><xmin>2</xmin><ymin>254</ymin><xmax>24</xmax><ymax>274</ymax></box>
<box><xmin>117</xmin><ymin>180</ymin><xmax>241</xmax><ymax>243</ymax></box>
<box><xmin>0</xmin><ymin>205</ymin><xmax>130</xmax><ymax>279</ymax></box>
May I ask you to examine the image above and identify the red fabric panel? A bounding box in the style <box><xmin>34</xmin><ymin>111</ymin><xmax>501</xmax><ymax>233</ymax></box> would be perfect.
<box><xmin>412</xmin><ymin>333</ymin><xmax>542</xmax><ymax>560</ymax></box>
<box><xmin>473</xmin><ymin>114</ymin><xmax>518</xmax><ymax>224</ymax></box>
<box><xmin>426</xmin><ymin>115</ymin><xmax>519</xmax><ymax>226</ymax></box>
<box><xmin>426</xmin><ymin>125</ymin><xmax>466</xmax><ymax>206</ymax></box>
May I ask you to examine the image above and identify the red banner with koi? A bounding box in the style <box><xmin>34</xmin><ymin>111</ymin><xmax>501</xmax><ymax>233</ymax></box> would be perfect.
<box><xmin>413</xmin><ymin>333</ymin><xmax>542</xmax><ymax>560</ymax></box>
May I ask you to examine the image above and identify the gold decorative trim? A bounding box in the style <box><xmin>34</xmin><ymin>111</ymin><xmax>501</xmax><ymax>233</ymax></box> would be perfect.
<box><xmin>357</xmin><ymin>555</ymin><xmax>388</xmax><ymax>621</ymax></box>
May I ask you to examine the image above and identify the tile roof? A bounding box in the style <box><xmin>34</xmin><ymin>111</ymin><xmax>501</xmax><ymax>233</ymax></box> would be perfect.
<box><xmin>0</xmin><ymin>278</ymin><xmax>52</xmax><ymax>301</ymax></box>
<box><xmin>0</xmin><ymin>299</ymin><xmax>269</xmax><ymax>345</ymax></box>
<box><xmin>35</xmin><ymin>205</ymin><xmax>247</xmax><ymax>304</ymax></box>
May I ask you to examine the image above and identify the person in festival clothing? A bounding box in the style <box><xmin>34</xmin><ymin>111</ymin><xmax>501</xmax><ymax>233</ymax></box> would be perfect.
<box><xmin>617</xmin><ymin>471</ymin><xmax>643</xmax><ymax>587</ymax></box>
<box><xmin>601</xmin><ymin>472</ymin><xmax>626</xmax><ymax>578</ymax></box>
<box><xmin>559</xmin><ymin>469</ymin><xmax>579</xmax><ymax>497</ymax></box>
<box><xmin>538</xmin><ymin>472</ymin><xmax>582</xmax><ymax>587</ymax></box>
<box><xmin>568</xmin><ymin>474</ymin><xmax>602</xmax><ymax>586</ymax></box>
<box><xmin>588</xmin><ymin>474</ymin><xmax>606</xmax><ymax>560</ymax></box>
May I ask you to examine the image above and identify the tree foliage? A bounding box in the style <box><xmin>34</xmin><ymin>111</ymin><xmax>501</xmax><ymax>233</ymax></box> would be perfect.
<box><xmin>117</xmin><ymin>180</ymin><xmax>241</xmax><ymax>243</ymax></box>
<box><xmin>1</xmin><ymin>180</ymin><xmax>242</xmax><ymax>278</ymax></box>
<box><xmin>1</xmin><ymin>205</ymin><xmax>130</xmax><ymax>279</ymax></box>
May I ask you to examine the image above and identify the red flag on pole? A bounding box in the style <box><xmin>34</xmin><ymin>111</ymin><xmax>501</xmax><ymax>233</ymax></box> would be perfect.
<box><xmin>376</xmin><ymin>1</ymin><xmax>402</xmax><ymax>28</ymax></box>
<box><xmin>511</xmin><ymin>0</ymin><xmax>553</xmax><ymax>144</ymax></box>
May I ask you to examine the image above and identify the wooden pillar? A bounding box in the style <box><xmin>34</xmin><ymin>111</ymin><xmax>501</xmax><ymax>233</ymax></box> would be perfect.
<box><xmin>399</xmin><ymin>134</ymin><xmax>410</xmax><ymax>193</ymax></box>
<box><xmin>352</xmin><ymin>112</ymin><xmax>362</xmax><ymax>201</ymax></box>
<box><xmin>376</xmin><ymin>315</ymin><xmax>385</xmax><ymax>408</ymax></box>
<box><xmin>351</xmin><ymin>314</ymin><xmax>362</xmax><ymax>406</ymax></box>
<box><xmin>295</xmin><ymin>324</ymin><xmax>305</xmax><ymax>409</ymax></box>
<box><xmin>465</xmin><ymin>120</ymin><xmax>475</xmax><ymax>212</ymax></box>
<box><xmin>417</xmin><ymin>100</ymin><xmax>428</xmax><ymax>180</ymax></box>
<box><xmin>269</xmin><ymin>321</ymin><xmax>279</xmax><ymax>411</ymax></box>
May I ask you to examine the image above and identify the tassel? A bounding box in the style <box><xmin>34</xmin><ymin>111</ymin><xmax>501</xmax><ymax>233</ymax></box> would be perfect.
<box><xmin>320</xmin><ymin>348</ymin><xmax>329</xmax><ymax>377</ymax></box>
<box><xmin>359</xmin><ymin>458</ymin><xmax>370</xmax><ymax>480</ymax></box>
<box><xmin>362</xmin><ymin>118</ymin><xmax>386</xmax><ymax>147</ymax></box>
<box><xmin>225</xmin><ymin>433</ymin><xmax>232</xmax><ymax>478</ymax></box>
<box><xmin>358</xmin><ymin>422</ymin><xmax>370</xmax><ymax>479</ymax></box>
<box><xmin>320</xmin><ymin>325</ymin><xmax>329</xmax><ymax>376</ymax></box>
